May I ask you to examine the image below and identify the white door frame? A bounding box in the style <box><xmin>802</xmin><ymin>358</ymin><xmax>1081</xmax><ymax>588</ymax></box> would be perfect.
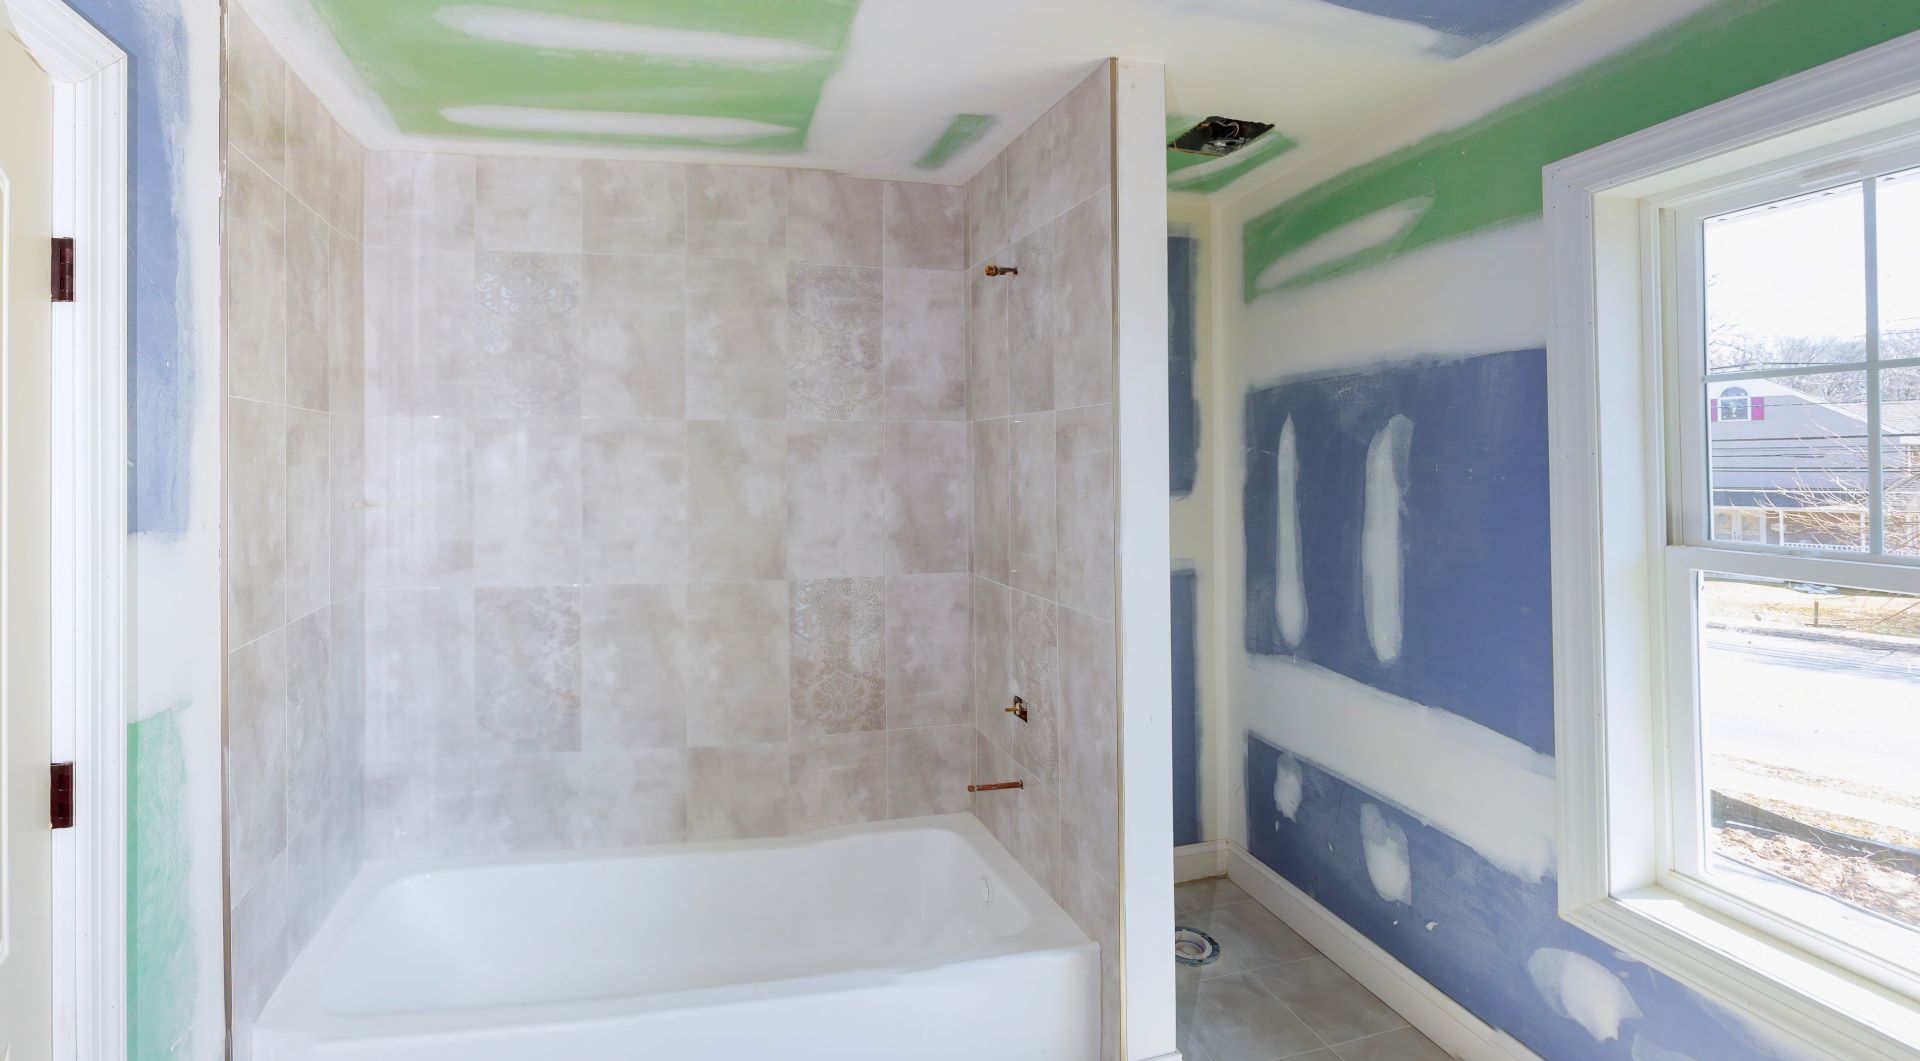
<box><xmin>2</xmin><ymin>1</ymin><xmax>129</xmax><ymax>1057</ymax></box>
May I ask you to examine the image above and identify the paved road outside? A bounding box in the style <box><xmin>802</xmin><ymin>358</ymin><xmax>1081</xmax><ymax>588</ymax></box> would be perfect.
<box><xmin>1703</xmin><ymin>627</ymin><xmax>1920</xmax><ymax>808</ymax></box>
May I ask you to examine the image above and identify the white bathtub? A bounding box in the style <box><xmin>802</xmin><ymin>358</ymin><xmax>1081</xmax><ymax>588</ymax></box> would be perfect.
<box><xmin>253</xmin><ymin>812</ymin><xmax>1099</xmax><ymax>1060</ymax></box>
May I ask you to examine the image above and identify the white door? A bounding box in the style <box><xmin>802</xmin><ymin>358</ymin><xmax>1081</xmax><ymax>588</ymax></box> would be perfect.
<box><xmin>0</xmin><ymin>17</ymin><xmax>54</xmax><ymax>1061</ymax></box>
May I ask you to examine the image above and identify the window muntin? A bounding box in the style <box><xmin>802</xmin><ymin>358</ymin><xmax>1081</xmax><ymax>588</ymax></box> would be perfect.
<box><xmin>1666</xmin><ymin>158</ymin><xmax>1920</xmax><ymax>994</ymax></box>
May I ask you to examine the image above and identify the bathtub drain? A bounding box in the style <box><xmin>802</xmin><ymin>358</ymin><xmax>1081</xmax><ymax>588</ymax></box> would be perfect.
<box><xmin>1173</xmin><ymin>927</ymin><xmax>1220</xmax><ymax>967</ymax></box>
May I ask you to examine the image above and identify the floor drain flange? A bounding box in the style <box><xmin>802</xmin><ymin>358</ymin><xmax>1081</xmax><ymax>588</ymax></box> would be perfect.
<box><xmin>1174</xmin><ymin>927</ymin><xmax>1220</xmax><ymax>966</ymax></box>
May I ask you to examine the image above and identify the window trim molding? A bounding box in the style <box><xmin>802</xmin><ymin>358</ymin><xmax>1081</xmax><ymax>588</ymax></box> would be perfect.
<box><xmin>1547</xmin><ymin>27</ymin><xmax>1920</xmax><ymax>1061</ymax></box>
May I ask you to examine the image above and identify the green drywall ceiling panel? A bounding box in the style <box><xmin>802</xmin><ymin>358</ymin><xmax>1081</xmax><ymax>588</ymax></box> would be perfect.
<box><xmin>1242</xmin><ymin>0</ymin><xmax>1920</xmax><ymax>299</ymax></box>
<box><xmin>129</xmin><ymin>706</ymin><xmax>195</xmax><ymax>1060</ymax></box>
<box><xmin>916</xmin><ymin>113</ymin><xmax>995</xmax><ymax>170</ymax></box>
<box><xmin>311</xmin><ymin>0</ymin><xmax>862</xmax><ymax>149</ymax></box>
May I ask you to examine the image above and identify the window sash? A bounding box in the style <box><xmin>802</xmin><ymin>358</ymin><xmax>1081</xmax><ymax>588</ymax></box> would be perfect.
<box><xmin>1668</xmin><ymin>158</ymin><xmax>1920</xmax><ymax>564</ymax></box>
<box><xmin>1658</xmin><ymin>543</ymin><xmax>1920</xmax><ymax>995</ymax></box>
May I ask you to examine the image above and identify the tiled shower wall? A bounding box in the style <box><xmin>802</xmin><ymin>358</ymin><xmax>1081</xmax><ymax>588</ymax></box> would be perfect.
<box><xmin>360</xmin><ymin>153</ymin><xmax>977</xmax><ymax>855</ymax></box>
<box><xmin>965</xmin><ymin>62</ymin><xmax>1123</xmax><ymax>1056</ymax></box>
<box><xmin>223</xmin><ymin>7</ymin><xmax>368</xmax><ymax>1045</ymax></box>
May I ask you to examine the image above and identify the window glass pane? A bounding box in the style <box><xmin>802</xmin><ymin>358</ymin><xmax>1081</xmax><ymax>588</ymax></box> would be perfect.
<box><xmin>1888</xmin><ymin>367</ymin><xmax>1920</xmax><ymax>557</ymax></box>
<box><xmin>1878</xmin><ymin>167</ymin><xmax>1920</xmax><ymax>360</ymax></box>
<box><xmin>1709</xmin><ymin>372</ymin><xmax>1869</xmax><ymax>551</ymax></box>
<box><xmin>1706</xmin><ymin>184</ymin><xmax>1867</xmax><ymax>373</ymax></box>
<box><xmin>1699</xmin><ymin>572</ymin><xmax>1920</xmax><ymax>930</ymax></box>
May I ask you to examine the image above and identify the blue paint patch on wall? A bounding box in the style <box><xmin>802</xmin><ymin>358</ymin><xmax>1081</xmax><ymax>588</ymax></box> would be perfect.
<box><xmin>1244</xmin><ymin>735</ymin><xmax>1801</xmax><ymax>1059</ymax></box>
<box><xmin>1242</xmin><ymin>350</ymin><xmax>1554</xmax><ymax>754</ymax></box>
<box><xmin>1169</xmin><ymin>234</ymin><xmax>1200</xmax><ymax>499</ymax></box>
<box><xmin>1172</xmin><ymin>567</ymin><xmax>1201</xmax><ymax>847</ymax></box>
<box><xmin>77</xmin><ymin>0</ymin><xmax>199</xmax><ymax>536</ymax></box>
<box><xmin>1313</xmin><ymin>0</ymin><xmax>1570</xmax><ymax>48</ymax></box>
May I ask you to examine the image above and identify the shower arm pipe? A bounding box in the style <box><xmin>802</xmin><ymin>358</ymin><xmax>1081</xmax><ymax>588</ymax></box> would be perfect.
<box><xmin>967</xmin><ymin>781</ymin><xmax>1025</xmax><ymax>793</ymax></box>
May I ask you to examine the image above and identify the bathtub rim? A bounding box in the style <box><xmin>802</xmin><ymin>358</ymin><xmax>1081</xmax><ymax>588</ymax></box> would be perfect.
<box><xmin>253</xmin><ymin>811</ymin><xmax>1093</xmax><ymax>1047</ymax></box>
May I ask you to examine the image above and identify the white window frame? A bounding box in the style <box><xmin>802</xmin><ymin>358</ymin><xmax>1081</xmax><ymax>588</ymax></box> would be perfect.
<box><xmin>1548</xmin><ymin>28</ymin><xmax>1920</xmax><ymax>1061</ymax></box>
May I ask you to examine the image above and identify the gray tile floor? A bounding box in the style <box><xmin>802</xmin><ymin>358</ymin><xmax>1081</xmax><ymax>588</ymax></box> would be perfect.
<box><xmin>1175</xmin><ymin>878</ymin><xmax>1453</xmax><ymax>1061</ymax></box>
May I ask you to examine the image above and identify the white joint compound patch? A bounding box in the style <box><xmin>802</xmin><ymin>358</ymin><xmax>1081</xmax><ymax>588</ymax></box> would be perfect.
<box><xmin>1630</xmin><ymin>1035</ymin><xmax>1699</xmax><ymax>1061</ymax></box>
<box><xmin>1527</xmin><ymin>948</ymin><xmax>1642</xmax><ymax>1042</ymax></box>
<box><xmin>1359</xmin><ymin>803</ymin><xmax>1412</xmax><ymax>904</ymax></box>
<box><xmin>1362</xmin><ymin>415</ymin><xmax>1412</xmax><ymax>664</ymax></box>
<box><xmin>1274</xmin><ymin>414</ymin><xmax>1306</xmax><ymax>649</ymax></box>
<box><xmin>1252</xmin><ymin>198</ymin><xmax>1431</xmax><ymax>292</ymax></box>
<box><xmin>1273</xmin><ymin>754</ymin><xmax>1304</xmax><ymax>821</ymax></box>
<box><xmin>434</xmin><ymin>5</ymin><xmax>832</xmax><ymax>64</ymax></box>
<box><xmin>440</xmin><ymin>105</ymin><xmax>794</xmax><ymax>141</ymax></box>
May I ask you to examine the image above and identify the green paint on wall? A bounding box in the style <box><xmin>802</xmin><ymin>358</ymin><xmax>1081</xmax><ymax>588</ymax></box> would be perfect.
<box><xmin>129</xmin><ymin>705</ymin><xmax>196</xmax><ymax>1060</ymax></box>
<box><xmin>310</xmin><ymin>0</ymin><xmax>862</xmax><ymax>149</ymax></box>
<box><xmin>1166</xmin><ymin>116</ymin><xmax>1298</xmax><ymax>194</ymax></box>
<box><xmin>1242</xmin><ymin>0</ymin><xmax>1920</xmax><ymax>298</ymax></box>
<box><xmin>915</xmin><ymin>113</ymin><xmax>995</xmax><ymax>170</ymax></box>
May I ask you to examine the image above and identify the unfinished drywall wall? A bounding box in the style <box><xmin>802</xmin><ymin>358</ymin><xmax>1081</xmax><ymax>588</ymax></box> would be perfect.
<box><xmin>64</xmin><ymin>0</ymin><xmax>229</xmax><ymax>1056</ymax></box>
<box><xmin>1215</xmin><ymin>1</ymin><xmax>1920</xmax><ymax>1057</ymax></box>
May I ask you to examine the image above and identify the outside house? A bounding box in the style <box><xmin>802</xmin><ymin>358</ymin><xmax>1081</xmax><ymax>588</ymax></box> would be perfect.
<box><xmin>1709</xmin><ymin>376</ymin><xmax>1920</xmax><ymax>553</ymax></box>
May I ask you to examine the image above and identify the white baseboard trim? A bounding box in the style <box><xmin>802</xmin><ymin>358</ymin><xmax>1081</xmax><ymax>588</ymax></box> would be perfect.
<box><xmin>1174</xmin><ymin>840</ymin><xmax>1227</xmax><ymax>883</ymax></box>
<box><xmin>1225</xmin><ymin>845</ymin><xmax>1541</xmax><ymax>1061</ymax></box>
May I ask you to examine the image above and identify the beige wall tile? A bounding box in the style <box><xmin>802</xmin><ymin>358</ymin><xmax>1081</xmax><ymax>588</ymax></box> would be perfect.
<box><xmin>228</xmin><ymin>629</ymin><xmax>288</xmax><ymax>896</ymax></box>
<box><xmin>228</xmin><ymin>397</ymin><xmax>286</xmax><ymax>646</ymax></box>
<box><xmin>584</xmin><ymin>160</ymin><xmax>686</xmax><ymax>255</ymax></box>
<box><xmin>789</xmin><ymin>731</ymin><xmax>887</xmax><ymax>832</ymax></box>
<box><xmin>788</xmin><ymin>170</ymin><xmax>882</xmax><ymax>267</ymax></box>
<box><xmin>687</xmin><ymin>164</ymin><xmax>786</xmax><ymax>259</ymax></box>
<box><xmin>1009</xmin><ymin>411</ymin><xmax>1056</xmax><ymax>598</ymax></box>
<box><xmin>883</xmin><ymin>182</ymin><xmax>965</xmax><ymax>270</ymax></box>
<box><xmin>883</xmin><ymin>268</ymin><xmax>967</xmax><ymax>421</ymax></box>
<box><xmin>1053</xmin><ymin>190</ymin><xmax>1115</xmax><ymax>410</ymax></box>
<box><xmin>582</xmin><ymin>421</ymin><xmax>687</xmax><ymax>584</ymax></box>
<box><xmin>787</xmin><ymin>422</ymin><xmax>886</xmax><ymax>578</ymax></box>
<box><xmin>472</xmin><ymin>419</ymin><xmax>582</xmax><ymax>586</ymax></box>
<box><xmin>365</xmin><ymin>152</ymin><xmax>473</xmax><ymax>250</ymax></box>
<box><xmin>885</xmin><ymin>573</ymin><xmax>969</xmax><ymax>729</ymax></box>
<box><xmin>1055</xmin><ymin>403</ymin><xmax>1116</xmax><ymax>620</ymax></box>
<box><xmin>970</xmin><ymin>418</ymin><xmax>1011</xmax><ymax>583</ymax></box>
<box><xmin>688</xmin><ymin>419</ymin><xmax>788</xmax><ymax>580</ymax></box>
<box><xmin>226</xmin><ymin>8</ymin><xmax>285</xmax><ymax>180</ymax></box>
<box><xmin>884</xmin><ymin>421</ymin><xmax>968</xmax><ymax>574</ymax></box>
<box><xmin>688</xmin><ymin>744</ymin><xmax>789</xmax><ymax>840</ymax></box>
<box><xmin>685</xmin><ymin>256</ymin><xmax>787</xmax><ymax>419</ymax></box>
<box><xmin>284</xmin><ymin>407</ymin><xmax>331</xmax><ymax>621</ymax></box>
<box><xmin>966</xmin><ymin>154</ymin><xmax>1008</xmax><ymax>271</ymax></box>
<box><xmin>364</xmin><ymin>414</ymin><xmax>472</xmax><ymax>588</ymax></box>
<box><xmin>227</xmin><ymin>155</ymin><xmax>286</xmax><ymax>404</ymax></box>
<box><xmin>476</xmin><ymin>155</ymin><xmax>583</xmax><ymax>253</ymax></box>
<box><xmin>686</xmin><ymin>581</ymin><xmax>790</xmax><ymax>746</ymax></box>
<box><xmin>581</xmin><ymin>585</ymin><xmax>688</xmax><ymax>750</ymax></box>
<box><xmin>886</xmin><ymin>725</ymin><xmax>972</xmax><ymax>818</ymax></box>
<box><xmin>581</xmin><ymin>253</ymin><xmax>685</xmax><ymax>419</ymax></box>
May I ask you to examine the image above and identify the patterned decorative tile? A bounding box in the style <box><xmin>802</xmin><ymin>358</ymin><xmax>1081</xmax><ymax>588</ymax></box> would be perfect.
<box><xmin>790</xmin><ymin>577</ymin><xmax>886</xmax><ymax>737</ymax></box>
<box><xmin>474</xmin><ymin>251</ymin><xmax>582</xmax><ymax>417</ymax></box>
<box><xmin>787</xmin><ymin>263</ymin><xmax>883</xmax><ymax>421</ymax></box>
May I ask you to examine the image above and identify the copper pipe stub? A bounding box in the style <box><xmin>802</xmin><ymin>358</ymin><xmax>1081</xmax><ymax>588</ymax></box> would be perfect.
<box><xmin>1005</xmin><ymin>696</ymin><xmax>1028</xmax><ymax>721</ymax></box>
<box><xmin>968</xmin><ymin>780</ymin><xmax>1025</xmax><ymax>793</ymax></box>
<box><xmin>983</xmin><ymin>264</ymin><xmax>1018</xmax><ymax>277</ymax></box>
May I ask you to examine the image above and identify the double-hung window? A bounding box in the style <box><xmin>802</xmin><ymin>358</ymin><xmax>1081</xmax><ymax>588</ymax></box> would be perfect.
<box><xmin>1550</xmin><ymin>35</ymin><xmax>1920</xmax><ymax>1059</ymax></box>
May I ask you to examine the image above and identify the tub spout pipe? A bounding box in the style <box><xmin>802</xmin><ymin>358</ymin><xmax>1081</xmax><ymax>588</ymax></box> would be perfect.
<box><xmin>967</xmin><ymin>781</ymin><xmax>1024</xmax><ymax>793</ymax></box>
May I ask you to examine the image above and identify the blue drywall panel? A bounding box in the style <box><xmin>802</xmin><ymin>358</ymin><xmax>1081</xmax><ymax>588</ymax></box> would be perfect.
<box><xmin>1242</xmin><ymin>350</ymin><xmax>1555</xmax><ymax>754</ymax></box>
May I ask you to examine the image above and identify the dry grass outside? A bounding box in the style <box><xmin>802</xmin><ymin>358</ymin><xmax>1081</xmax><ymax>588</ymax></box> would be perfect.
<box><xmin>1702</xmin><ymin>578</ymin><xmax>1920</xmax><ymax>639</ymax></box>
<box><xmin>1715</xmin><ymin>827</ymin><xmax>1920</xmax><ymax>930</ymax></box>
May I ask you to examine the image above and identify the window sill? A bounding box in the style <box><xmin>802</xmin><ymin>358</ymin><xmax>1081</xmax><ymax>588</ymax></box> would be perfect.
<box><xmin>1565</xmin><ymin>887</ymin><xmax>1920</xmax><ymax>1059</ymax></box>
